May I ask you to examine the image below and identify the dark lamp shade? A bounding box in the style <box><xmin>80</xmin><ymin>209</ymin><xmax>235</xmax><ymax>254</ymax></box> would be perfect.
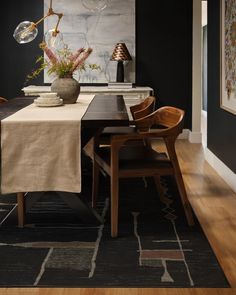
<box><xmin>110</xmin><ymin>43</ymin><xmax>132</xmax><ymax>61</ymax></box>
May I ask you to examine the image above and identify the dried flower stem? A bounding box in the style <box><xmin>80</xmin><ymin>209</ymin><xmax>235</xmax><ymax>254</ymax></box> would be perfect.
<box><xmin>71</xmin><ymin>48</ymin><xmax>93</xmax><ymax>73</ymax></box>
<box><xmin>26</xmin><ymin>43</ymin><xmax>98</xmax><ymax>83</ymax></box>
<box><xmin>69</xmin><ymin>48</ymin><xmax>85</xmax><ymax>62</ymax></box>
<box><xmin>40</xmin><ymin>42</ymin><xmax>58</xmax><ymax>64</ymax></box>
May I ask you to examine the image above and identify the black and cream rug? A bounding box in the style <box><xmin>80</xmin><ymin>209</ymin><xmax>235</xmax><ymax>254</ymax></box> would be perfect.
<box><xmin>0</xmin><ymin>172</ymin><xmax>230</xmax><ymax>287</ymax></box>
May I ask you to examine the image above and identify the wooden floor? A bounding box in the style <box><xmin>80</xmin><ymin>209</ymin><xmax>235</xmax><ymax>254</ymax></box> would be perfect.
<box><xmin>1</xmin><ymin>140</ymin><xmax>236</xmax><ymax>295</ymax></box>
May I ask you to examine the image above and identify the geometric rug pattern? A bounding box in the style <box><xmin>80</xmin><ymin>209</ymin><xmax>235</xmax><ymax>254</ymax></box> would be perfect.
<box><xmin>0</xmin><ymin>172</ymin><xmax>230</xmax><ymax>287</ymax></box>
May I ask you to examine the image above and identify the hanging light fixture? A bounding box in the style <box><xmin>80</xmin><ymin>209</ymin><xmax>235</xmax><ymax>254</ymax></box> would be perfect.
<box><xmin>13</xmin><ymin>0</ymin><xmax>63</xmax><ymax>44</ymax></box>
<box><xmin>44</xmin><ymin>29</ymin><xmax>64</xmax><ymax>49</ymax></box>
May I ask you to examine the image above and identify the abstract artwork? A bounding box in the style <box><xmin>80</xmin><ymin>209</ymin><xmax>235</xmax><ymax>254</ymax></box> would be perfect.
<box><xmin>44</xmin><ymin>0</ymin><xmax>135</xmax><ymax>84</ymax></box>
<box><xmin>221</xmin><ymin>0</ymin><xmax>236</xmax><ymax>114</ymax></box>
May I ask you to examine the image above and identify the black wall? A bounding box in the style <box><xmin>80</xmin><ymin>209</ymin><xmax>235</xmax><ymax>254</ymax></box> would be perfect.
<box><xmin>0</xmin><ymin>0</ymin><xmax>43</xmax><ymax>99</ymax></box>
<box><xmin>136</xmin><ymin>0</ymin><xmax>193</xmax><ymax>128</ymax></box>
<box><xmin>208</xmin><ymin>0</ymin><xmax>236</xmax><ymax>172</ymax></box>
<box><xmin>0</xmin><ymin>0</ymin><xmax>193</xmax><ymax>128</ymax></box>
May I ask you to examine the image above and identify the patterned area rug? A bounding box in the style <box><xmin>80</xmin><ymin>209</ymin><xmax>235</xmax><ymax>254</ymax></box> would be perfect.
<box><xmin>0</xmin><ymin>169</ymin><xmax>230</xmax><ymax>287</ymax></box>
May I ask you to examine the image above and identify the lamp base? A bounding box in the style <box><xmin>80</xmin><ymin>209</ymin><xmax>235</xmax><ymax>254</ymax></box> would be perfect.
<box><xmin>116</xmin><ymin>61</ymin><xmax>124</xmax><ymax>82</ymax></box>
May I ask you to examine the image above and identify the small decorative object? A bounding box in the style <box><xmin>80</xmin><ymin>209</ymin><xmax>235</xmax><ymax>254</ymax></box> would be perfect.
<box><xmin>13</xmin><ymin>0</ymin><xmax>63</xmax><ymax>44</ymax></box>
<box><xmin>26</xmin><ymin>42</ymin><xmax>98</xmax><ymax>104</ymax></box>
<box><xmin>34</xmin><ymin>92</ymin><xmax>63</xmax><ymax>107</ymax></box>
<box><xmin>110</xmin><ymin>42</ymin><xmax>132</xmax><ymax>82</ymax></box>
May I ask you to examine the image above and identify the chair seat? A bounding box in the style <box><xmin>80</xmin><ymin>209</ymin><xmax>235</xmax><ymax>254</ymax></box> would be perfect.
<box><xmin>99</xmin><ymin>126</ymin><xmax>136</xmax><ymax>145</ymax></box>
<box><xmin>95</xmin><ymin>145</ymin><xmax>173</xmax><ymax>177</ymax></box>
<box><xmin>102</xmin><ymin>126</ymin><xmax>136</xmax><ymax>134</ymax></box>
<box><xmin>99</xmin><ymin>96</ymin><xmax>156</xmax><ymax>146</ymax></box>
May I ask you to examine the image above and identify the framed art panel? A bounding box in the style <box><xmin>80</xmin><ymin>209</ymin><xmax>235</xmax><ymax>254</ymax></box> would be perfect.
<box><xmin>221</xmin><ymin>0</ymin><xmax>236</xmax><ymax>114</ymax></box>
<box><xmin>44</xmin><ymin>0</ymin><xmax>135</xmax><ymax>84</ymax></box>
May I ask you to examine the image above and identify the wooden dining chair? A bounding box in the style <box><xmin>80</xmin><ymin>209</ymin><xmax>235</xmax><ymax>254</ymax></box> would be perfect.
<box><xmin>0</xmin><ymin>97</ymin><xmax>8</xmax><ymax>103</ymax></box>
<box><xmin>83</xmin><ymin>96</ymin><xmax>156</xmax><ymax>159</ymax></box>
<box><xmin>99</xmin><ymin>95</ymin><xmax>156</xmax><ymax>144</ymax></box>
<box><xmin>92</xmin><ymin>106</ymin><xmax>195</xmax><ymax>237</ymax></box>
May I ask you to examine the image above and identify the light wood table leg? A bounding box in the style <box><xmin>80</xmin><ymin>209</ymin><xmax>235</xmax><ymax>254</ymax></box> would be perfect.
<box><xmin>17</xmin><ymin>192</ymin><xmax>25</xmax><ymax>228</ymax></box>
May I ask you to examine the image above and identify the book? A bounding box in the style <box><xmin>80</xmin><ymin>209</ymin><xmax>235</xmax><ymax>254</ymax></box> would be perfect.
<box><xmin>108</xmin><ymin>82</ymin><xmax>133</xmax><ymax>89</ymax></box>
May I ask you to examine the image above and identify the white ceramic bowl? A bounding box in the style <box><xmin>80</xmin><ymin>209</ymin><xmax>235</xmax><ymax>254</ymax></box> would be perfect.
<box><xmin>36</xmin><ymin>97</ymin><xmax>60</xmax><ymax>103</ymax></box>
<box><xmin>39</xmin><ymin>92</ymin><xmax>58</xmax><ymax>98</ymax></box>
<box><xmin>34</xmin><ymin>98</ymin><xmax>63</xmax><ymax>106</ymax></box>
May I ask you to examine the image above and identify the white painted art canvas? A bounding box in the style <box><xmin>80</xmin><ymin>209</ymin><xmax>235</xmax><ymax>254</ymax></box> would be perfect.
<box><xmin>44</xmin><ymin>0</ymin><xmax>135</xmax><ymax>84</ymax></box>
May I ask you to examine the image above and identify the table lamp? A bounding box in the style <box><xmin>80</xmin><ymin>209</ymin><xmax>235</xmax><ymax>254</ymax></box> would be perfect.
<box><xmin>110</xmin><ymin>43</ymin><xmax>132</xmax><ymax>82</ymax></box>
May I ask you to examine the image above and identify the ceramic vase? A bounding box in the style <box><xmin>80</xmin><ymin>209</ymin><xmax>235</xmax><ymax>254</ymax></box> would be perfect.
<box><xmin>51</xmin><ymin>77</ymin><xmax>80</xmax><ymax>104</ymax></box>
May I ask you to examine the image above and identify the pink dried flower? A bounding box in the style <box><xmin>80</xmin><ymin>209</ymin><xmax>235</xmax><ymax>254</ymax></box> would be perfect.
<box><xmin>39</xmin><ymin>42</ymin><xmax>58</xmax><ymax>64</ymax></box>
<box><xmin>71</xmin><ymin>48</ymin><xmax>93</xmax><ymax>73</ymax></box>
<box><xmin>26</xmin><ymin>44</ymin><xmax>99</xmax><ymax>83</ymax></box>
<box><xmin>69</xmin><ymin>48</ymin><xmax>85</xmax><ymax>62</ymax></box>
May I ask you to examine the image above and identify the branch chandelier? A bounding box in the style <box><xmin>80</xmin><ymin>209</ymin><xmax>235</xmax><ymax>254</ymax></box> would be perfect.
<box><xmin>13</xmin><ymin>0</ymin><xmax>110</xmax><ymax>45</ymax></box>
<box><xmin>13</xmin><ymin>0</ymin><xmax>63</xmax><ymax>44</ymax></box>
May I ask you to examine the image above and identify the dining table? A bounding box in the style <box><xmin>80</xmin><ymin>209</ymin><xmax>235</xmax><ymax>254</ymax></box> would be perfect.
<box><xmin>0</xmin><ymin>94</ymin><xmax>129</xmax><ymax>227</ymax></box>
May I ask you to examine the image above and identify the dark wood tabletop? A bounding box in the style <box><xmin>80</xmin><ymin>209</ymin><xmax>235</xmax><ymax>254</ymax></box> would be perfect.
<box><xmin>0</xmin><ymin>95</ymin><xmax>129</xmax><ymax>127</ymax></box>
<box><xmin>0</xmin><ymin>97</ymin><xmax>34</xmax><ymax>120</ymax></box>
<box><xmin>81</xmin><ymin>95</ymin><xmax>129</xmax><ymax>128</ymax></box>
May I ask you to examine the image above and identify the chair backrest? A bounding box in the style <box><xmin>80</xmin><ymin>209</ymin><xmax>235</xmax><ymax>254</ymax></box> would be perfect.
<box><xmin>0</xmin><ymin>97</ymin><xmax>8</xmax><ymax>103</ymax></box>
<box><xmin>130</xmin><ymin>96</ymin><xmax>156</xmax><ymax>120</ymax></box>
<box><xmin>134</xmin><ymin>106</ymin><xmax>185</xmax><ymax>136</ymax></box>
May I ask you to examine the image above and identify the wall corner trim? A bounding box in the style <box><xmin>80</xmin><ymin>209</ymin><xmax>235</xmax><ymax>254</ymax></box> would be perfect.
<box><xmin>178</xmin><ymin>129</ymin><xmax>190</xmax><ymax>139</ymax></box>
<box><xmin>205</xmin><ymin>148</ymin><xmax>236</xmax><ymax>193</ymax></box>
<box><xmin>177</xmin><ymin>129</ymin><xmax>202</xmax><ymax>142</ymax></box>
<box><xmin>189</xmin><ymin>131</ymin><xmax>202</xmax><ymax>143</ymax></box>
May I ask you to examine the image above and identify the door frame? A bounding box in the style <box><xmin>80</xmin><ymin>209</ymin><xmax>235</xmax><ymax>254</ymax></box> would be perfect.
<box><xmin>191</xmin><ymin>0</ymin><xmax>202</xmax><ymax>143</ymax></box>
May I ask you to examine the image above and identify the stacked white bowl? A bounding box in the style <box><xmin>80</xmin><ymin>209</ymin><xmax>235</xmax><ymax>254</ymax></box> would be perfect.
<box><xmin>34</xmin><ymin>92</ymin><xmax>63</xmax><ymax>106</ymax></box>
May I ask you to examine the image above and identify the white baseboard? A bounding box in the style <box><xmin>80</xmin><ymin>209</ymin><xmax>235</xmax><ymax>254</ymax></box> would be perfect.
<box><xmin>178</xmin><ymin>129</ymin><xmax>202</xmax><ymax>142</ymax></box>
<box><xmin>188</xmin><ymin>131</ymin><xmax>202</xmax><ymax>143</ymax></box>
<box><xmin>201</xmin><ymin>110</ymin><xmax>207</xmax><ymax>118</ymax></box>
<box><xmin>178</xmin><ymin>129</ymin><xmax>190</xmax><ymax>139</ymax></box>
<box><xmin>205</xmin><ymin>148</ymin><xmax>236</xmax><ymax>193</ymax></box>
<box><xmin>163</xmin><ymin>128</ymin><xmax>202</xmax><ymax>142</ymax></box>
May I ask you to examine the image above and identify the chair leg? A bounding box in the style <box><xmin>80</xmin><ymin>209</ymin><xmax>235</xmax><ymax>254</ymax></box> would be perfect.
<box><xmin>144</xmin><ymin>138</ymin><xmax>152</xmax><ymax>148</ymax></box>
<box><xmin>92</xmin><ymin>160</ymin><xmax>100</xmax><ymax>208</ymax></box>
<box><xmin>110</xmin><ymin>140</ymin><xmax>123</xmax><ymax>238</ymax></box>
<box><xmin>174</xmin><ymin>171</ymin><xmax>195</xmax><ymax>226</ymax></box>
<box><xmin>17</xmin><ymin>192</ymin><xmax>25</xmax><ymax>227</ymax></box>
<box><xmin>111</xmin><ymin>174</ymin><xmax>119</xmax><ymax>238</ymax></box>
<box><xmin>164</xmin><ymin>138</ymin><xmax>194</xmax><ymax>226</ymax></box>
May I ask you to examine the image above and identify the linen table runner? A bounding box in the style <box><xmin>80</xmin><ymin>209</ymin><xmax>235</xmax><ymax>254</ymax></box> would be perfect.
<box><xmin>1</xmin><ymin>94</ymin><xmax>94</xmax><ymax>194</ymax></box>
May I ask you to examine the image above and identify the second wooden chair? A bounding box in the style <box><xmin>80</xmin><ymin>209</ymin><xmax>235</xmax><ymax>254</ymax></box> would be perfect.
<box><xmin>98</xmin><ymin>95</ymin><xmax>156</xmax><ymax>145</ymax></box>
<box><xmin>92</xmin><ymin>106</ymin><xmax>195</xmax><ymax>237</ymax></box>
